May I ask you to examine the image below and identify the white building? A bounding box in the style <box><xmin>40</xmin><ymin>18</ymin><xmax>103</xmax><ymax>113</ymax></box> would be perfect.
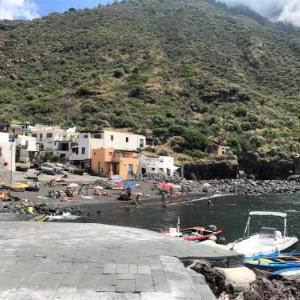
<box><xmin>139</xmin><ymin>155</ymin><xmax>178</xmax><ymax>177</ymax></box>
<box><xmin>30</xmin><ymin>124</ymin><xmax>77</xmax><ymax>154</ymax></box>
<box><xmin>100</xmin><ymin>130</ymin><xmax>146</xmax><ymax>151</ymax></box>
<box><xmin>69</xmin><ymin>130</ymin><xmax>146</xmax><ymax>169</ymax></box>
<box><xmin>15</xmin><ymin>135</ymin><xmax>38</xmax><ymax>162</ymax></box>
<box><xmin>0</xmin><ymin>132</ymin><xmax>16</xmax><ymax>182</ymax></box>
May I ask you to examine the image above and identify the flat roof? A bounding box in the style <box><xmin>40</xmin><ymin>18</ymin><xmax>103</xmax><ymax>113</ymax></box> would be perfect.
<box><xmin>249</xmin><ymin>211</ymin><xmax>287</xmax><ymax>218</ymax></box>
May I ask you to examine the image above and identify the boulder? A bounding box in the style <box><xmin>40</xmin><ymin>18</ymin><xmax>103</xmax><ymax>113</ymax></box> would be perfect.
<box><xmin>215</xmin><ymin>267</ymin><xmax>256</xmax><ymax>293</ymax></box>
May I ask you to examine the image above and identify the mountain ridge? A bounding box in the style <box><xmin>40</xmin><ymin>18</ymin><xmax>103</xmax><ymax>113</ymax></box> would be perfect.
<box><xmin>0</xmin><ymin>0</ymin><xmax>299</xmax><ymax>162</ymax></box>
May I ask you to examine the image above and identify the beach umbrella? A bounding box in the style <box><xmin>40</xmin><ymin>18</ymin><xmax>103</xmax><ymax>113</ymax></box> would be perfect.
<box><xmin>94</xmin><ymin>186</ymin><xmax>103</xmax><ymax>190</ymax></box>
<box><xmin>202</xmin><ymin>182</ymin><xmax>211</xmax><ymax>188</ymax></box>
<box><xmin>124</xmin><ymin>181</ymin><xmax>134</xmax><ymax>189</ymax></box>
<box><xmin>68</xmin><ymin>183</ymin><xmax>79</xmax><ymax>188</ymax></box>
<box><xmin>159</xmin><ymin>183</ymin><xmax>172</xmax><ymax>190</ymax></box>
<box><xmin>111</xmin><ymin>176</ymin><xmax>123</xmax><ymax>183</ymax></box>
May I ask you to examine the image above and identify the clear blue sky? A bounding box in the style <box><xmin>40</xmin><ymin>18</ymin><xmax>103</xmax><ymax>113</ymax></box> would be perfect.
<box><xmin>36</xmin><ymin>0</ymin><xmax>113</xmax><ymax>16</ymax></box>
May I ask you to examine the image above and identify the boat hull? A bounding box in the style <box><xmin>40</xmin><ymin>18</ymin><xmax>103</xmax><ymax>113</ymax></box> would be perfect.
<box><xmin>233</xmin><ymin>234</ymin><xmax>298</xmax><ymax>257</ymax></box>
<box><xmin>163</xmin><ymin>226</ymin><xmax>223</xmax><ymax>242</ymax></box>
<box><xmin>273</xmin><ymin>268</ymin><xmax>300</xmax><ymax>276</ymax></box>
<box><xmin>245</xmin><ymin>252</ymin><xmax>300</xmax><ymax>271</ymax></box>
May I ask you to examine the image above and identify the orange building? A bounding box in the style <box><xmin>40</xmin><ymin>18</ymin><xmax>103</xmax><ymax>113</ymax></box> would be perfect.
<box><xmin>91</xmin><ymin>148</ymin><xmax>139</xmax><ymax>179</ymax></box>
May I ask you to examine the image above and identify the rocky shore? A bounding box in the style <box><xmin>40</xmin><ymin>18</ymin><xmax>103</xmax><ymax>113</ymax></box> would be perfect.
<box><xmin>190</xmin><ymin>260</ymin><xmax>300</xmax><ymax>300</ymax></box>
<box><xmin>197</xmin><ymin>179</ymin><xmax>300</xmax><ymax>196</ymax></box>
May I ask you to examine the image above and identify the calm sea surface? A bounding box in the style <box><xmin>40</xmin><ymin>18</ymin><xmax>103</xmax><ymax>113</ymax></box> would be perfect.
<box><xmin>67</xmin><ymin>193</ymin><xmax>300</xmax><ymax>249</ymax></box>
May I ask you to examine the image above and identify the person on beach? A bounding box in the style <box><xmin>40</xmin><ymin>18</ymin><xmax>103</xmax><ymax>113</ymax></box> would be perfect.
<box><xmin>134</xmin><ymin>193</ymin><xmax>141</xmax><ymax>208</ymax></box>
<box><xmin>126</xmin><ymin>187</ymin><xmax>132</xmax><ymax>200</ymax></box>
<box><xmin>161</xmin><ymin>192</ymin><xmax>167</xmax><ymax>208</ymax></box>
<box><xmin>207</xmin><ymin>199</ymin><xmax>214</xmax><ymax>209</ymax></box>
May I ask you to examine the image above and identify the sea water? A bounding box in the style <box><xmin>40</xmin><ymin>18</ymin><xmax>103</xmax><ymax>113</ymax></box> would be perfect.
<box><xmin>74</xmin><ymin>193</ymin><xmax>300</xmax><ymax>250</ymax></box>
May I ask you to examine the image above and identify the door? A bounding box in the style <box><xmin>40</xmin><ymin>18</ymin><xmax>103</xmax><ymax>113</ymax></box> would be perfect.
<box><xmin>128</xmin><ymin>164</ymin><xmax>134</xmax><ymax>176</ymax></box>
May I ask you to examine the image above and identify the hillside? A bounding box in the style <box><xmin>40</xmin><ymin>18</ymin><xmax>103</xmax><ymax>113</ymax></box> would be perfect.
<box><xmin>0</xmin><ymin>0</ymin><xmax>300</xmax><ymax>163</ymax></box>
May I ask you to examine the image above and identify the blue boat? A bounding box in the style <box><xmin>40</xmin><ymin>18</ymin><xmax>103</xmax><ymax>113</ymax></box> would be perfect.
<box><xmin>244</xmin><ymin>252</ymin><xmax>300</xmax><ymax>271</ymax></box>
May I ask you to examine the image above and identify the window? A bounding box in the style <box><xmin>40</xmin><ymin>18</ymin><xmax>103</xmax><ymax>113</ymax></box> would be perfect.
<box><xmin>46</xmin><ymin>133</ymin><xmax>53</xmax><ymax>138</ymax></box>
<box><xmin>84</xmin><ymin>134</ymin><xmax>88</xmax><ymax>138</ymax></box>
<box><xmin>126</xmin><ymin>137</ymin><xmax>129</xmax><ymax>143</ymax></box>
<box><xmin>0</xmin><ymin>147</ymin><xmax>2</xmax><ymax>157</ymax></box>
<box><xmin>32</xmin><ymin>134</ymin><xmax>37</xmax><ymax>138</ymax></box>
<box><xmin>139</xmin><ymin>139</ymin><xmax>144</xmax><ymax>148</ymax></box>
<box><xmin>111</xmin><ymin>135</ymin><xmax>114</xmax><ymax>141</ymax></box>
<box><xmin>81</xmin><ymin>147</ymin><xmax>86</xmax><ymax>154</ymax></box>
<box><xmin>39</xmin><ymin>133</ymin><xmax>43</xmax><ymax>140</ymax></box>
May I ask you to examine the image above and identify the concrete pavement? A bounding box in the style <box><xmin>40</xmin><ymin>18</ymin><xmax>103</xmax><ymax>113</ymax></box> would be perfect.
<box><xmin>0</xmin><ymin>222</ymin><xmax>242</xmax><ymax>299</ymax></box>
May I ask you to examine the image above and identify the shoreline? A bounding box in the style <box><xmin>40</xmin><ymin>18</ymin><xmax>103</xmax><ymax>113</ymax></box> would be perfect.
<box><xmin>1</xmin><ymin>177</ymin><xmax>299</xmax><ymax>221</ymax></box>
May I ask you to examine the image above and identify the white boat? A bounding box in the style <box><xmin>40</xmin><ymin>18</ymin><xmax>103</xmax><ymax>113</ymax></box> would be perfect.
<box><xmin>47</xmin><ymin>212</ymin><xmax>80</xmax><ymax>221</ymax></box>
<box><xmin>273</xmin><ymin>268</ymin><xmax>300</xmax><ymax>276</ymax></box>
<box><xmin>231</xmin><ymin>211</ymin><xmax>298</xmax><ymax>257</ymax></box>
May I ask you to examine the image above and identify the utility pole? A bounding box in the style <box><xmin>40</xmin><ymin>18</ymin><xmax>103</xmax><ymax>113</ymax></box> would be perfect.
<box><xmin>10</xmin><ymin>137</ymin><xmax>15</xmax><ymax>186</ymax></box>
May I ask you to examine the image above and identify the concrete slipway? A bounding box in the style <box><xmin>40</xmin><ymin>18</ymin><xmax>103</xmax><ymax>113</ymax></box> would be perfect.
<box><xmin>0</xmin><ymin>222</ymin><xmax>242</xmax><ymax>299</ymax></box>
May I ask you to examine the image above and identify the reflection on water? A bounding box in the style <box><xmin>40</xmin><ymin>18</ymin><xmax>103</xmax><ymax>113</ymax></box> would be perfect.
<box><xmin>78</xmin><ymin>193</ymin><xmax>300</xmax><ymax>250</ymax></box>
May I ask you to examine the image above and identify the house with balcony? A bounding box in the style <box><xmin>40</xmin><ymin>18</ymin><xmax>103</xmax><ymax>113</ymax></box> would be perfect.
<box><xmin>91</xmin><ymin>148</ymin><xmax>139</xmax><ymax>179</ymax></box>
<box><xmin>15</xmin><ymin>135</ymin><xmax>38</xmax><ymax>163</ymax></box>
<box><xmin>30</xmin><ymin>125</ymin><xmax>77</xmax><ymax>155</ymax></box>
<box><xmin>70</xmin><ymin>129</ymin><xmax>146</xmax><ymax>170</ymax></box>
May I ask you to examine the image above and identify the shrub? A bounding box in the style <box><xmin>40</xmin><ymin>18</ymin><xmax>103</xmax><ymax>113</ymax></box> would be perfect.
<box><xmin>76</xmin><ymin>85</ymin><xmax>95</xmax><ymax>96</ymax></box>
<box><xmin>182</xmin><ymin>128</ymin><xmax>210</xmax><ymax>151</ymax></box>
<box><xmin>113</xmin><ymin>68</ymin><xmax>124</xmax><ymax>78</ymax></box>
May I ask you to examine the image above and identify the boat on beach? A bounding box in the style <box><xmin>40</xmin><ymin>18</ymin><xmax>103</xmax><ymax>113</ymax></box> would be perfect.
<box><xmin>244</xmin><ymin>252</ymin><xmax>300</xmax><ymax>271</ymax></box>
<box><xmin>273</xmin><ymin>267</ymin><xmax>300</xmax><ymax>276</ymax></box>
<box><xmin>230</xmin><ymin>211</ymin><xmax>298</xmax><ymax>257</ymax></box>
<box><xmin>163</xmin><ymin>218</ymin><xmax>223</xmax><ymax>242</ymax></box>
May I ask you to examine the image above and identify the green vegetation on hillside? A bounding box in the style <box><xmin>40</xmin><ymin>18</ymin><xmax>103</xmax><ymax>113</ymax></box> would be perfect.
<box><xmin>0</xmin><ymin>0</ymin><xmax>299</xmax><ymax>162</ymax></box>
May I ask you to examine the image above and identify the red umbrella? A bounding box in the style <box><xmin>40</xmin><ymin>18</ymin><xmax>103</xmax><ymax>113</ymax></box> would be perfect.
<box><xmin>159</xmin><ymin>183</ymin><xmax>172</xmax><ymax>190</ymax></box>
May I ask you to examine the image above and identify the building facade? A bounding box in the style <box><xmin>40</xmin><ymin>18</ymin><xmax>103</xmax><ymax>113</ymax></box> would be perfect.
<box><xmin>139</xmin><ymin>155</ymin><xmax>178</xmax><ymax>177</ymax></box>
<box><xmin>15</xmin><ymin>135</ymin><xmax>38</xmax><ymax>163</ymax></box>
<box><xmin>91</xmin><ymin>148</ymin><xmax>139</xmax><ymax>179</ymax></box>
<box><xmin>0</xmin><ymin>132</ymin><xmax>16</xmax><ymax>172</ymax></box>
<box><xmin>70</xmin><ymin>130</ymin><xmax>146</xmax><ymax>170</ymax></box>
<box><xmin>30</xmin><ymin>124</ymin><xmax>77</xmax><ymax>152</ymax></box>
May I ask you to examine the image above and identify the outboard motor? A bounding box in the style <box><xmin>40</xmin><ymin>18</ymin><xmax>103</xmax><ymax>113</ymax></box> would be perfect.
<box><xmin>217</xmin><ymin>236</ymin><xmax>227</xmax><ymax>245</ymax></box>
<box><xmin>207</xmin><ymin>225</ymin><xmax>217</xmax><ymax>232</ymax></box>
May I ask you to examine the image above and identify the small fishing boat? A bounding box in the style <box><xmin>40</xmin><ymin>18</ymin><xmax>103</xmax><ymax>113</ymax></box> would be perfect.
<box><xmin>273</xmin><ymin>267</ymin><xmax>300</xmax><ymax>276</ymax></box>
<box><xmin>163</xmin><ymin>217</ymin><xmax>223</xmax><ymax>242</ymax></box>
<box><xmin>231</xmin><ymin>211</ymin><xmax>298</xmax><ymax>257</ymax></box>
<box><xmin>47</xmin><ymin>212</ymin><xmax>80</xmax><ymax>221</ymax></box>
<box><xmin>244</xmin><ymin>252</ymin><xmax>300</xmax><ymax>271</ymax></box>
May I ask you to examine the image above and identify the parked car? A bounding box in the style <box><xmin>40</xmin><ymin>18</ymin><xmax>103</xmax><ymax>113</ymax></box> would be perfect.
<box><xmin>40</xmin><ymin>163</ymin><xmax>62</xmax><ymax>175</ymax></box>
<box><xmin>65</xmin><ymin>165</ymin><xmax>85</xmax><ymax>175</ymax></box>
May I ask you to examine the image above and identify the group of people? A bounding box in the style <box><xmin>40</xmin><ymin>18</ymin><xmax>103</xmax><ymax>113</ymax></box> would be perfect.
<box><xmin>118</xmin><ymin>187</ymin><xmax>142</xmax><ymax>208</ymax></box>
<box><xmin>47</xmin><ymin>189</ymin><xmax>69</xmax><ymax>202</ymax></box>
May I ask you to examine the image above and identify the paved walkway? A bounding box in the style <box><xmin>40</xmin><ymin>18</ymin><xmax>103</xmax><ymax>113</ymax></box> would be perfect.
<box><xmin>0</xmin><ymin>222</ymin><xmax>241</xmax><ymax>299</ymax></box>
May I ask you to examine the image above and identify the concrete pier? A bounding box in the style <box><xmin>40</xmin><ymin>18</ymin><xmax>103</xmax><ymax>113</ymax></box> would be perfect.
<box><xmin>0</xmin><ymin>222</ymin><xmax>242</xmax><ymax>299</ymax></box>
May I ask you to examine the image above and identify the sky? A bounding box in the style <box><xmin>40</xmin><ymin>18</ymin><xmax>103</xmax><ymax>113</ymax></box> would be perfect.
<box><xmin>0</xmin><ymin>0</ymin><xmax>299</xmax><ymax>27</ymax></box>
<box><xmin>0</xmin><ymin>0</ymin><xmax>112</xmax><ymax>20</ymax></box>
<box><xmin>219</xmin><ymin>0</ymin><xmax>300</xmax><ymax>27</ymax></box>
